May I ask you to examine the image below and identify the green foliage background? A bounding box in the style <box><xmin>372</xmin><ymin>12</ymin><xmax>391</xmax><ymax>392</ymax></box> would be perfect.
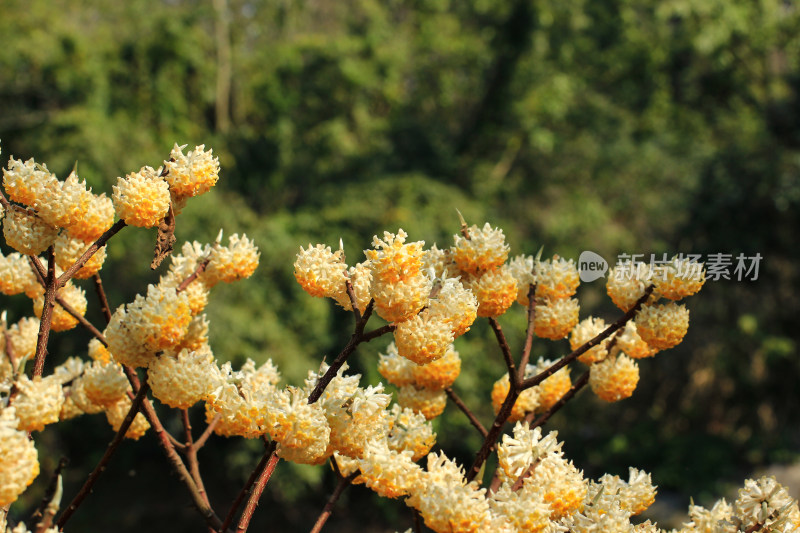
<box><xmin>1</xmin><ymin>0</ymin><xmax>799</xmax><ymax>530</ymax></box>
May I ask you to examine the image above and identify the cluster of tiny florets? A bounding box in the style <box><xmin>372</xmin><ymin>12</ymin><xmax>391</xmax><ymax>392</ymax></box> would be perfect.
<box><xmin>112</xmin><ymin>166</ymin><xmax>171</xmax><ymax>228</ymax></box>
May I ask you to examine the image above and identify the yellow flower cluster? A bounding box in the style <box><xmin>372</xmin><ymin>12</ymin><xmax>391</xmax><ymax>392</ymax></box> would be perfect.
<box><xmin>490</xmin><ymin>359</ymin><xmax>572</xmax><ymax>422</ymax></box>
<box><xmin>0</xmin><ymin>408</ymin><xmax>40</xmax><ymax>506</ymax></box>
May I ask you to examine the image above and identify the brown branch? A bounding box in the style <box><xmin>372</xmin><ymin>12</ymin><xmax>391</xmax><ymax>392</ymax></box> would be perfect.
<box><xmin>517</xmin><ymin>284</ymin><xmax>537</xmax><ymax>380</ymax></box>
<box><xmin>56</xmin><ymin>382</ymin><xmax>150</xmax><ymax>529</ymax></box>
<box><xmin>57</xmin><ymin>293</ymin><xmax>106</xmax><ymax>343</ymax></box>
<box><xmin>466</xmin><ymin>385</ymin><xmax>519</xmax><ymax>483</ymax></box>
<box><xmin>307</xmin><ymin>301</ymin><xmax>394</xmax><ymax>404</ymax></box>
<box><xmin>488</xmin><ymin>317</ymin><xmax>518</xmax><ymax>387</ymax></box>
<box><xmin>221</xmin><ymin>442</ymin><xmax>275</xmax><ymax>532</ymax></box>
<box><xmin>92</xmin><ymin>274</ymin><xmax>113</xmax><ymax>323</ymax></box>
<box><xmin>445</xmin><ymin>387</ymin><xmax>488</xmax><ymax>438</ymax></box>
<box><xmin>57</xmin><ymin>220</ymin><xmax>126</xmax><ymax>289</ymax></box>
<box><xmin>520</xmin><ymin>285</ymin><xmax>655</xmax><ymax>391</ymax></box>
<box><xmin>236</xmin><ymin>443</ymin><xmax>280</xmax><ymax>533</ymax></box>
<box><xmin>525</xmin><ymin>370</ymin><xmax>590</xmax><ymax>430</ymax></box>
<box><xmin>344</xmin><ymin>278</ymin><xmax>362</xmax><ymax>322</ymax></box>
<box><xmin>195</xmin><ymin>414</ymin><xmax>220</xmax><ymax>450</ymax></box>
<box><xmin>32</xmin><ymin>457</ymin><xmax>67</xmax><ymax>532</ymax></box>
<box><xmin>121</xmin><ymin>367</ymin><xmax>227</xmax><ymax>532</ymax></box>
<box><xmin>32</xmin><ymin>247</ymin><xmax>56</xmax><ymax>377</ymax></box>
<box><xmin>308</xmin><ymin>471</ymin><xmax>359</xmax><ymax>533</ymax></box>
<box><xmin>176</xmin><ymin>258</ymin><xmax>211</xmax><ymax>293</ymax></box>
<box><xmin>412</xmin><ymin>508</ymin><xmax>423</xmax><ymax>533</ymax></box>
<box><xmin>182</xmin><ymin>409</ymin><xmax>211</xmax><ymax>506</ymax></box>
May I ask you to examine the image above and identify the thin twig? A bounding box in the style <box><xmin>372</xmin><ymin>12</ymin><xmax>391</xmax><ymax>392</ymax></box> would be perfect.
<box><xmin>308</xmin><ymin>471</ymin><xmax>359</xmax><ymax>533</ymax></box>
<box><xmin>31</xmin><ymin>457</ymin><xmax>67</xmax><ymax>532</ymax></box>
<box><xmin>526</xmin><ymin>370</ymin><xmax>590</xmax><ymax>430</ymax></box>
<box><xmin>520</xmin><ymin>285</ymin><xmax>655</xmax><ymax>391</ymax></box>
<box><xmin>122</xmin><ymin>367</ymin><xmax>227</xmax><ymax>532</ymax></box>
<box><xmin>517</xmin><ymin>284</ymin><xmax>537</xmax><ymax>380</ymax></box>
<box><xmin>57</xmin><ymin>220</ymin><xmax>126</xmax><ymax>288</ymax></box>
<box><xmin>176</xmin><ymin>258</ymin><xmax>211</xmax><ymax>293</ymax></box>
<box><xmin>182</xmin><ymin>409</ymin><xmax>211</xmax><ymax>506</ymax></box>
<box><xmin>32</xmin><ymin>247</ymin><xmax>56</xmax><ymax>377</ymax></box>
<box><xmin>195</xmin><ymin>414</ymin><xmax>220</xmax><ymax>450</ymax></box>
<box><xmin>488</xmin><ymin>318</ymin><xmax>518</xmax><ymax>387</ymax></box>
<box><xmin>56</xmin><ymin>382</ymin><xmax>150</xmax><ymax>529</ymax></box>
<box><xmin>221</xmin><ymin>443</ymin><xmax>275</xmax><ymax>533</ymax></box>
<box><xmin>444</xmin><ymin>387</ymin><xmax>488</xmax><ymax>438</ymax></box>
<box><xmin>467</xmin><ymin>286</ymin><xmax>654</xmax><ymax>483</ymax></box>
<box><xmin>92</xmin><ymin>274</ymin><xmax>113</xmax><ymax>323</ymax></box>
<box><xmin>307</xmin><ymin>301</ymin><xmax>393</xmax><ymax>404</ymax></box>
<box><xmin>236</xmin><ymin>444</ymin><xmax>280</xmax><ymax>533</ymax></box>
<box><xmin>412</xmin><ymin>508</ymin><xmax>423</xmax><ymax>533</ymax></box>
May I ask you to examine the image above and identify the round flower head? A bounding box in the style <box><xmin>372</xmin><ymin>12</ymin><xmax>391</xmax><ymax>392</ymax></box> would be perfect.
<box><xmin>3</xmin><ymin>157</ymin><xmax>55</xmax><ymax>207</ymax></box>
<box><xmin>365</xmin><ymin>229</ymin><xmax>425</xmax><ymax>284</ymax></box>
<box><xmin>589</xmin><ymin>354</ymin><xmax>639</xmax><ymax>402</ymax></box>
<box><xmin>394</xmin><ymin>311</ymin><xmax>454</xmax><ymax>365</ymax></box>
<box><xmin>35</xmin><ymin>169</ymin><xmax>93</xmax><ymax>229</ymax></box>
<box><xmin>607</xmin><ymin>262</ymin><xmax>652</xmax><ymax>311</ymax></box>
<box><xmin>0</xmin><ymin>407</ymin><xmax>40</xmax><ymax>506</ymax></box>
<box><xmin>3</xmin><ymin>208</ymin><xmax>58</xmax><ymax>256</ymax></box>
<box><xmin>164</xmin><ymin>143</ymin><xmax>219</xmax><ymax>198</ymax></box>
<box><xmin>293</xmin><ymin>243</ymin><xmax>347</xmax><ymax>298</ymax></box>
<box><xmin>490</xmin><ymin>483</ymin><xmax>552</xmax><ymax>533</ymax></box>
<box><xmin>13</xmin><ymin>375</ymin><xmax>65</xmax><ymax>432</ymax></box>
<box><xmin>497</xmin><ymin>423</ymin><xmax>563</xmax><ymax>479</ymax></box>
<box><xmin>333</xmin><ymin>260</ymin><xmax>373</xmax><ymax>312</ymax></box>
<box><xmin>451</xmin><ymin>223</ymin><xmax>510</xmax><ymax>275</ymax></box>
<box><xmin>358</xmin><ymin>439</ymin><xmax>422</xmax><ymax>499</ymax></box>
<box><xmin>734</xmin><ymin>476</ymin><xmax>798</xmax><ymax>532</ymax></box>
<box><xmin>408</xmin><ymin>452</ymin><xmax>494</xmax><ymax>532</ymax></box>
<box><xmin>159</xmin><ymin>271</ymin><xmax>209</xmax><ymax>316</ymax></box>
<box><xmin>529</xmin><ymin>453</ymin><xmax>586</xmax><ymax>520</ymax></box>
<box><xmin>426</xmin><ymin>277</ymin><xmax>478</xmax><ymax>337</ymax></box>
<box><xmin>534</xmin><ymin>297</ymin><xmax>580</xmax><ymax>340</ymax></box>
<box><xmin>7</xmin><ymin>317</ymin><xmax>40</xmax><ymax>364</ymax></box>
<box><xmin>684</xmin><ymin>498</ymin><xmax>735</xmax><ymax>532</ymax></box>
<box><xmin>174</xmin><ymin>314</ymin><xmax>210</xmax><ymax>352</ymax></box>
<box><xmin>104</xmin><ymin>307</ymin><xmax>154</xmax><ymax>369</ymax></box>
<box><xmin>616</xmin><ymin>323</ymin><xmax>658</xmax><ymax>359</ymax></box>
<box><xmin>0</xmin><ymin>252</ymin><xmax>40</xmax><ymax>297</ymax></box>
<box><xmin>112</xmin><ymin>165</ymin><xmax>170</xmax><ymax>227</ymax></box>
<box><xmin>33</xmin><ymin>282</ymin><xmax>87</xmax><ymax>332</ymax></box>
<box><xmin>65</xmin><ymin>193</ymin><xmax>114</xmax><ymax>242</ymax></box>
<box><xmin>570</xmin><ymin>317</ymin><xmax>610</xmax><ymax>365</ymax></box>
<box><xmin>507</xmin><ymin>254</ymin><xmax>536</xmax><ymax>306</ymax></box>
<box><xmin>412</xmin><ymin>344</ymin><xmax>461</xmax><ymax>390</ymax></box>
<box><xmin>387</xmin><ymin>404</ymin><xmax>436</xmax><ymax>461</ymax></box>
<box><xmin>529</xmin><ymin>358</ymin><xmax>572</xmax><ymax>413</ymax></box>
<box><xmin>66</xmin><ymin>377</ymin><xmax>105</xmax><ymax>415</ymax></box>
<box><xmin>397</xmin><ymin>385</ymin><xmax>447</xmax><ymax>420</ymax></box>
<box><xmin>654</xmin><ymin>257</ymin><xmax>705</xmax><ymax>301</ymax></box>
<box><xmin>125</xmin><ymin>284</ymin><xmax>192</xmax><ymax>352</ymax></box>
<box><xmin>635</xmin><ymin>302</ymin><xmax>689</xmax><ymax>350</ymax></box>
<box><xmin>378</xmin><ymin>342</ymin><xmax>416</xmax><ymax>387</ymax></box>
<box><xmin>491</xmin><ymin>374</ymin><xmax>539</xmax><ymax>422</ymax></box>
<box><xmin>54</xmin><ymin>233</ymin><xmax>106</xmax><ymax>279</ymax></box>
<box><xmin>464</xmin><ymin>266</ymin><xmax>517</xmax><ymax>318</ymax></box>
<box><xmin>105</xmin><ymin>396</ymin><xmax>151</xmax><ymax>440</ymax></box>
<box><xmin>620</xmin><ymin>468</ymin><xmax>657</xmax><ymax>516</ymax></box>
<box><xmin>371</xmin><ymin>273</ymin><xmax>431</xmax><ymax>323</ymax></box>
<box><xmin>149</xmin><ymin>348</ymin><xmax>220</xmax><ymax>409</ymax></box>
<box><xmin>203</xmin><ymin>234</ymin><xmax>260</xmax><ymax>285</ymax></box>
<box><xmin>274</xmin><ymin>388</ymin><xmax>331</xmax><ymax>465</ymax></box>
<box><xmin>422</xmin><ymin>244</ymin><xmax>460</xmax><ymax>279</ymax></box>
<box><xmin>535</xmin><ymin>256</ymin><xmax>580</xmax><ymax>300</ymax></box>
<box><xmin>326</xmin><ymin>384</ymin><xmax>393</xmax><ymax>459</ymax></box>
<box><xmin>88</xmin><ymin>337</ymin><xmax>113</xmax><ymax>365</ymax></box>
<box><xmin>81</xmin><ymin>361</ymin><xmax>130</xmax><ymax>408</ymax></box>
